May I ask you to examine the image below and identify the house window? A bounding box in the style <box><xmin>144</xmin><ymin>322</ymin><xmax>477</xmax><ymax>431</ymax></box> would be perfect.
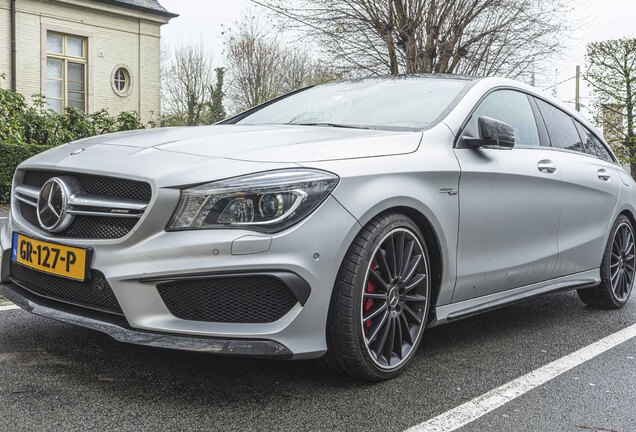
<box><xmin>111</xmin><ymin>65</ymin><xmax>133</xmax><ymax>97</ymax></box>
<box><xmin>46</xmin><ymin>32</ymin><xmax>87</xmax><ymax>113</ymax></box>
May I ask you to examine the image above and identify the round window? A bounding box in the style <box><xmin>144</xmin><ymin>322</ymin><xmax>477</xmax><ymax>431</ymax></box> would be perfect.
<box><xmin>111</xmin><ymin>65</ymin><xmax>133</xmax><ymax>97</ymax></box>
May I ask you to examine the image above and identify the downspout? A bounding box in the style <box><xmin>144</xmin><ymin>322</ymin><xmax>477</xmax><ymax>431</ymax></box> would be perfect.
<box><xmin>10</xmin><ymin>0</ymin><xmax>17</xmax><ymax>91</ymax></box>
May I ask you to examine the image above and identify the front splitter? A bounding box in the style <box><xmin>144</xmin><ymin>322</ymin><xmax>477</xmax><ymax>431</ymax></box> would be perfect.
<box><xmin>1</xmin><ymin>283</ymin><xmax>293</xmax><ymax>359</ymax></box>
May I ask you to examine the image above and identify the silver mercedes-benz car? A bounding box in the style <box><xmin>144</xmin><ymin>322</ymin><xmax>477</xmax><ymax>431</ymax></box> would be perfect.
<box><xmin>1</xmin><ymin>75</ymin><xmax>634</xmax><ymax>381</ymax></box>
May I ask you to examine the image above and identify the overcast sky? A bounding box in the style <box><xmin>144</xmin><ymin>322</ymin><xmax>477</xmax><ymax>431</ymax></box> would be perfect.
<box><xmin>159</xmin><ymin>0</ymin><xmax>636</xmax><ymax>115</ymax></box>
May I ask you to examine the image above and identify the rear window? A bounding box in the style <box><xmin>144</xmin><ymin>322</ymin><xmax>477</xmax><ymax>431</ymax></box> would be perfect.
<box><xmin>535</xmin><ymin>99</ymin><xmax>585</xmax><ymax>153</ymax></box>
<box><xmin>574</xmin><ymin>121</ymin><xmax>614</xmax><ymax>163</ymax></box>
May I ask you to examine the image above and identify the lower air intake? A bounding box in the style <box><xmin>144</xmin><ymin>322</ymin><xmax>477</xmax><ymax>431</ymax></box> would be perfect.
<box><xmin>9</xmin><ymin>262</ymin><xmax>123</xmax><ymax>316</ymax></box>
<box><xmin>157</xmin><ymin>276</ymin><xmax>298</xmax><ymax>323</ymax></box>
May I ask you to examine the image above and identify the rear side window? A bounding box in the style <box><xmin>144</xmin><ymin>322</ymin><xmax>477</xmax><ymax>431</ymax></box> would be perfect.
<box><xmin>534</xmin><ymin>99</ymin><xmax>586</xmax><ymax>153</ymax></box>
<box><xmin>574</xmin><ymin>121</ymin><xmax>614</xmax><ymax>163</ymax></box>
<box><xmin>464</xmin><ymin>90</ymin><xmax>540</xmax><ymax>146</ymax></box>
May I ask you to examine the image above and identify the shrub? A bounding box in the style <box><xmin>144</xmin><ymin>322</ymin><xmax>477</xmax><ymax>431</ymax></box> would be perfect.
<box><xmin>0</xmin><ymin>142</ymin><xmax>53</xmax><ymax>203</ymax></box>
<box><xmin>0</xmin><ymin>83</ymin><xmax>149</xmax><ymax>203</ymax></box>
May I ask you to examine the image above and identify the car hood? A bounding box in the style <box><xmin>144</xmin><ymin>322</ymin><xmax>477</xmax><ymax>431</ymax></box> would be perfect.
<box><xmin>65</xmin><ymin>124</ymin><xmax>422</xmax><ymax>163</ymax></box>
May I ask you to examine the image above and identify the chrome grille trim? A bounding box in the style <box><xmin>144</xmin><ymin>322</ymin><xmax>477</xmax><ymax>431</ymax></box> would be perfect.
<box><xmin>15</xmin><ymin>187</ymin><xmax>147</xmax><ymax>219</ymax></box>
<box><xmin>14</xmin><ymin>184</ymin><xmax>39</xmax><ymax>206</ymax></box>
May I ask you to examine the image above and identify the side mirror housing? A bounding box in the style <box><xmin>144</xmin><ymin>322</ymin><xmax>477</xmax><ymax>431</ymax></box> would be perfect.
<box><xmin>463</xmin><ymin>116</ymin><xmax>515</xmax><ymax>150</ymax></box>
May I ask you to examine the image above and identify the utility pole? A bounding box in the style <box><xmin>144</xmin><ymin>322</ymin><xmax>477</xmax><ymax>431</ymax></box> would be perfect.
<box><xmin>575</xmin><ymin>65</ymin><xmax>581</xmax><ymax>112</ymax></box>
<box><xmin>531</xmin><ymin>59</ymin><xmax>536</xmax><ymax>87</ymax></box>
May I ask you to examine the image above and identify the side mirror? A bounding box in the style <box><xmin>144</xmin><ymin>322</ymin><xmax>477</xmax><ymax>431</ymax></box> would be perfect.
<box><xmin>463</xmin><ymin>116</ymin><xmax>515</xmax><ymax>150</ymax></box>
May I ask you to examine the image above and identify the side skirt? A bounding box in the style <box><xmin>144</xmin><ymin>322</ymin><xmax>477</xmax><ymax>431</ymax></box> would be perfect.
<box><xmin>430</xmin><ymin>269</ymin><xmax>600</xmax><ymax>326</ymax></box>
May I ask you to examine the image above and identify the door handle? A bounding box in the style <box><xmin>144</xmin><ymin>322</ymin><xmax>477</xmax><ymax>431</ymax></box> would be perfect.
<box><xmin>537</xmin><ymin>160</ymin><xmax>557</xmax><ymax>174</ymax></box>
<box><xmin>597</xmin><ymin>169</ymin><xmax>611</xmax><ymax>181</ymax></box>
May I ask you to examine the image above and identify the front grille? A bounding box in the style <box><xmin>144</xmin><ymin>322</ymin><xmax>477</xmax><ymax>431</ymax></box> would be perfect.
<box><xmin>157</xmin><ymin>276</ymin><xmax>298</xmax><ymax>323</ymax></box>
<box><xmin>9</xmin><ymin>261</ymin><xmax>123</xmax><ymax>316</ymax></box>
<box><xmin>18</xmin><ymin>170</ymin><xmax>152</xmax><ymax>239</ymax></box>
<box><xmin>22</xmin><ymin>170</ymin><xmax>152</xmax><ymax>202</ymax></box>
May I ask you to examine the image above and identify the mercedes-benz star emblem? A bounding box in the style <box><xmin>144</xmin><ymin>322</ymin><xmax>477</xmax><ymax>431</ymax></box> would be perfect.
<box><xmin>36</xmin><ymin>177</ymin><xmax>79</xmax><ymax>233</ymax></box>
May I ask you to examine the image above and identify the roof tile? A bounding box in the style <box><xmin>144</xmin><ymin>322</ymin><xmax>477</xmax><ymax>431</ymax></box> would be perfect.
<box><xmin>96</xmin><ymin>0</ymin><xmax>178</xmax><ymax>18</ymax></box>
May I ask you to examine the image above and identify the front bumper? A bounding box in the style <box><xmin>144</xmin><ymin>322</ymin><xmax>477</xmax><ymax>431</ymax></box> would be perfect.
<box><xmin>0</xmin><ymin>195</ymin><xmax>360</xmax><ymax>359</ymax></box>
<box><xmin>1</xmin><ymin>283</ymin><xmax>293</xmax><ymax>358</ymax></box>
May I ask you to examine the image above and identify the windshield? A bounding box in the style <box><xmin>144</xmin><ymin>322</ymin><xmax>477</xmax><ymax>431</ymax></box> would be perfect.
<box><xmin>235</xmin><ymin>77</ymin><xmax>470</xmax><ymax>131</ymax></box>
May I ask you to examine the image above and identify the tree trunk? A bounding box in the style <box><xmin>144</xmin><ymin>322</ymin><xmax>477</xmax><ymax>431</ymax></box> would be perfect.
<box><xmin>626</xmin><ymin>83</ymin><xmax>635</xmax><ymax>178</ymax></box>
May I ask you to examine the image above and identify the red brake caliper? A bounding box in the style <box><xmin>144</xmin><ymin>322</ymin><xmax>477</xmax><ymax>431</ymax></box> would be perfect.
<box><xmin>364</xmin><ymin>259</ymin><xmax>377</xmax><ymax>334</ymax></box>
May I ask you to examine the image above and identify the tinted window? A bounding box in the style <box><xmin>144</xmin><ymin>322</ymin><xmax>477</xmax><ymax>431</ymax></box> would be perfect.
<box><xmin>237</xmin><ymin>78</ymin><xmax>469</xmax><ymax>131</ymax></box>
<box><xmin>464</xmin><ymin>90</ymin><xmax>540</xmax><ymax>146</ymax></box>
<box><xmin>535</xmin><ymin>99</ymin><xmax>585</xmax><ymax>153</ymax></box>
<box><xmin>574</xmin><ymin>121</ymin><xmax>614</xmax><ymax>162</ymax></box>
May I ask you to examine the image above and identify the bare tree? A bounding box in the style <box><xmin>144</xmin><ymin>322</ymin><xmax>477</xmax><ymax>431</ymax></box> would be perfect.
<box><xmin>162</xmin><ymin>42</ymin><xmax>226</xmax><ymax>125</ymax></box>
<box><xmin>225</xmin><ymin>13</ymin><xmax>339</xmax><ymax>112</ymax></box>
<box><xmin>225</xmin><ymin>16</ymin><xmax>285</xmax><ymax>112</ymax></box>
<box><xmin>585</xmin><ymin>38</ymin><xmax>636</xmax><ymax>176</ymax></box>
<box><xmin>250</xmin><ymin>0</ymin><xmax>573</xmax><ymax>81</ymax></box>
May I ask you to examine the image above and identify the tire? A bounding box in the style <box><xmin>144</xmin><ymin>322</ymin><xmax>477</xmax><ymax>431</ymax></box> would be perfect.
<box><xmin>577</xmin><ymin>215</ymin><xmax>635</xmax><ymax>309</ymax></box>
<box><xmin>321</xmin><ymin>212</ymin><xmax>431</xmax><ymax>381</ymax></box>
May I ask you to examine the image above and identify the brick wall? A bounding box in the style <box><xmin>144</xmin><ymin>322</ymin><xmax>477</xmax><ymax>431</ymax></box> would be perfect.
<box><xmin>0</xmin><ymin>0</ymin><xmax>169</xmax><ymax>123</ymax></box>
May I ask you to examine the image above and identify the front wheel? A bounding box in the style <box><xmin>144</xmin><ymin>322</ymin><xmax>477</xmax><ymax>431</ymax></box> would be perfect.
<box><xmin>322</xmin><ymin>213</ymin><xmax>431</xmax><ymax>381</ymax></box>
<box><xmin>578</xmin><ymin>215</ymin><xmax>635</xmax><ymax>309</ymax></box>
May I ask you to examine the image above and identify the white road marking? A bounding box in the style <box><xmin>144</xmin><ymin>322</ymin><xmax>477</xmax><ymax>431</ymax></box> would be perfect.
<box><xmin>405</xmin><ymin>323</ymin><xmax>636</xmax><ymax>432</ymax></box>
<box><xmin>0</xmin><ymin>304</ymin><xmax>20</xmax><ymax>312</ymax></box>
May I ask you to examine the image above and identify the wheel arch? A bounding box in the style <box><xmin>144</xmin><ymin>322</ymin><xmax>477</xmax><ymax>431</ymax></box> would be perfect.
<box><xmin>351</xmin><ymin>204</ymin><xmax>446</xmax><ymax>318</ymax></box>
<box><xmin>618</xmin><ymin>208</ymin><xmax>636</xmax><ymax>229</ymax></box>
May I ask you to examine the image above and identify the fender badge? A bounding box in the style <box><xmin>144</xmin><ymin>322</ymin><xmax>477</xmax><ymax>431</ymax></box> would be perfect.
<box><xmin>439</xmin><ymin>187</ymin><xmax>458</xmax><ymax>195</ymax></box>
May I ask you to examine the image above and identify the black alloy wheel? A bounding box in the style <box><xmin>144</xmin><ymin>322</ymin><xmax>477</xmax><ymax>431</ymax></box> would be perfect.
<box><xmin>578</xmin><ymin>215</ymin><xmax>635</xmax><ymax>309</ymax></box>
<box><xmin>361</xmin><ymin>228</ymin><xmax>429</xmax><ymax>369</ymax></box>
<box><xmin>322</xmin><ymin>213</ymin><xmax>431</xmax><ymax>381</ymax></box>
<box><xmin>609</xmin><ymin>221</ymin><xmax>635</xmax><ymax>302</ymax></box>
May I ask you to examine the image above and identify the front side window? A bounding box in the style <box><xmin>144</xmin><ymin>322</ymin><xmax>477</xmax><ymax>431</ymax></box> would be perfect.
<box><xmin>534</xmin><ymin>99</ymin><xmax>585</xmax><ymax>154</ymax></box>
<box><xmin>46</xmin><ymin>32</ymin><xmax>87</xmax><ymax>113</ymax></box>
<box><xmin>463</xmin><ymin>90</ymin><xmax>540</xmax><ymax>146</ymax></box>
<box><xmin>574</xmin><ymin>121</ymin><xmax>614</xmax><ymax>163</ymax></box>
<box><xmin>235</xmin><ymin>78</ymin><xmax>470</xmax><ymax>131</ymax></box>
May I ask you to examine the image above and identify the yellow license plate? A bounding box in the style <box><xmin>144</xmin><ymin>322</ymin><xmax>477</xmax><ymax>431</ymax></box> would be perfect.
<box><xmin>11</xmin><ymin>233</ymin><xmax>90</xmax><ymax>281</ymax></box>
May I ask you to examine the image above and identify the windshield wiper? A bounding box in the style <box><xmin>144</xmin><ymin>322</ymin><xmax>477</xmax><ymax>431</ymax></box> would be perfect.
<box><xmin>287</xmin><ymin>122</ymin><xmax>370</xmax><ymax>130</ymax></box>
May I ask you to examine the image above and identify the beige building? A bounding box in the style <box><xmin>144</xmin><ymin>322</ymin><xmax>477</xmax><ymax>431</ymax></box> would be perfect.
<box><xmin>0</xmin><ymin>0</ymin><xmax>176</xmax><ymax>123</ymax></box>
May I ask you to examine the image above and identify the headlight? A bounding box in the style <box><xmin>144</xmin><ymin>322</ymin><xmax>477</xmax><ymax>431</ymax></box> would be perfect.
<box><xmin>168</xmin><ymin>169</ymin><xmax>339</xmax><ymax>232</ymax></box>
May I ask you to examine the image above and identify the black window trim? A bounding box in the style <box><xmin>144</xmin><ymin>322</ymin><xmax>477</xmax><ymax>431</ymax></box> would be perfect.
<box><xmin>528</xmin><ymin>96</ymin><xmax>551</xmax><ymax>147</ymax></box>
<box><xmin>529</xmin><ymin>95</ymin><xmax>618</xmax><ymax>165</ymax></box>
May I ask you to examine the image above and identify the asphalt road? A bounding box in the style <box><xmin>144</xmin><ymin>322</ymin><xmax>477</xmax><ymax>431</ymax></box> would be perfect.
<box><xmin>1</xmin><ymin>213</ymin><xmax>635</xmax><ymax>431</ymax></box>
<box><xmin>0</xmin><ymin>292</ymin><xmax>635</xmax><ymax>432</ymax></box>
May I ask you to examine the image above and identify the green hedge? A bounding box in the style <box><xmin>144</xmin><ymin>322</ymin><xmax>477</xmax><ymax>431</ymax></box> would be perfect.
<box><xmin>0</xmin><ymin>142</ymin><xmax>53</xmax><ymax>203</ymax></box>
